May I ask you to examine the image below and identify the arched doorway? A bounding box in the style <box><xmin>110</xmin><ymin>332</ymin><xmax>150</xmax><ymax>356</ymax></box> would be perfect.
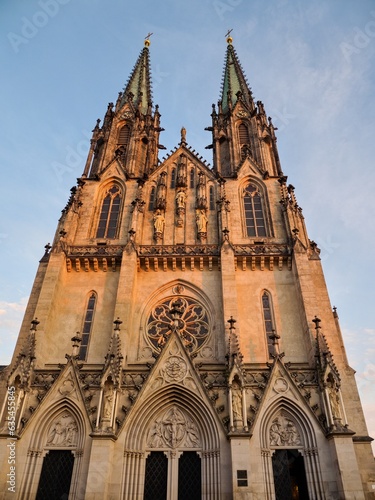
<box><xmin>272</xmin><ymin>449</ymin><xmax>309</xmax><ymax>500</ymax></box>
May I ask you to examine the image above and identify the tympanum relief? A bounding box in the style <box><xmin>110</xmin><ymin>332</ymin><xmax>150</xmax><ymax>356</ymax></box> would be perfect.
<box><xmin>147</xmin><ymin>406</ymin><xmax>200</xmax><ymax>449</ymax></box>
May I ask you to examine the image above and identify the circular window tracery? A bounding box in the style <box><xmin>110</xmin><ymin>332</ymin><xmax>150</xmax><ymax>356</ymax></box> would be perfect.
<box><xmin>146</xmin><ymin>297</ymin><xmax>210</xmax><ymax>353</ymax></box>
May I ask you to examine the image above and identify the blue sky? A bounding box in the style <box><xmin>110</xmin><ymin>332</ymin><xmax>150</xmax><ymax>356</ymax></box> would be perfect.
<box><xmin>1</xmin><ymin>0</ymin><xmax>374</xmax><ymax>450</ymax></box>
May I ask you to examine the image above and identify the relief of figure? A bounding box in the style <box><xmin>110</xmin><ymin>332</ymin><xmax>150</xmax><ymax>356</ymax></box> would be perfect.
<box><xmin>148</xmin><ymin>420</ymin><xmax>164</xmax><ymax>448</ymax></box>
<box><xmin>153</xmin><ymin>210</ymin><xmax>165</xmax><ymax>235</ymax></box>
<box><xmin>164</xmin><ymin>407</ymin><xmax>186</xmax><ymax>448</ymax></box>
<box><xmin>269</xmin><ymin>415</ymin><xmax>301</xmax><ymax>446</ymax></box>
<box><xmin>269</xmin><ymin>418</ymin><xmax>282</xmax><ymax>446</ymax></box>
<box><xmin>196</xmin><ymin>209</ymin><xmax>208</xmax><ymax>234</ymax></box>
<box><xmin>47</xmin><ymin>413</ymin><xmax>77</xmax><ymax>446</ymax></box>
<box><xmin>284</xmin><ymin>419</ymin><xmax>300</xmax><ymax>445</ymax></box>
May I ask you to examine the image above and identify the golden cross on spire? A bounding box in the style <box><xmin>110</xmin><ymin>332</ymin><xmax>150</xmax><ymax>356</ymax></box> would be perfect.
<box><xmin>144</xmin><ymin>32</ymin><xmax>153</xmax><ymax>47</ymax></box>
<box><xmin>225</xmin><ymin>29</ymin><xmax>233</xmax><ymax>44</ymax></box>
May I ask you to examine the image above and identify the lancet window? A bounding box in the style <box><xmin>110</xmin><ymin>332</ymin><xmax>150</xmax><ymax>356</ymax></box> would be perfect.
<box><xmin>209</xmin><ymin>186</ymin><xmax>215</xmax><ymax>210</ymax></box>
<box><xmin>149</xmin><ymin>186</ymin><xmax>156</xmax><ymax>211</ymax></box>
<box><xmin>243</xmin><ymin>183</ymin><xmax>267</xmax><ymax>237</ymax></box>
<box><xmin>262</xmin><ymin>291</ymin><xmax>276</xmax><ymax>357</ymax></box>
<box><xmin>79</xmin><ymin>292</ymin><xmax>97</xmax><ymax>361</ymax></box>
<box><xmin>190</xmin><ymin>168</ymin><xmax>195</xmax><ymax>188</ymax></box>
<box><xmin>239</xmin><ymin>123</ymin><xmax>250</xmax><ymax>160</ymax></box>
<box><xmin>96</xmin><ymin>185</ymin><xmax>122</xmax><ymax>239</ymax></box>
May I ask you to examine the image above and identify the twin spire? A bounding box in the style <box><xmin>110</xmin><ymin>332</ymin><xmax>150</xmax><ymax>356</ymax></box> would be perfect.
<box><xmin>118</xmin><ymin>34</ymin><xmax>254</xmax><ymax>116</ymax></box>
<box><xmin>119</xmin><ymin>38</ymin><xmax>153</xmax><ymax>114</ymax></box>
<box><xmin>220</xmin><ymin>37</ymin><xmax>254</xmax><ymax>113</ymax></box>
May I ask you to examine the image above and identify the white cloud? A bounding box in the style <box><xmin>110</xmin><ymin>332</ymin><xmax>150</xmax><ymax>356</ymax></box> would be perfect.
<box><xmin>0</xmin><ymin>297</ymin><xmax>28</xmax><ymax>365</ymax></box>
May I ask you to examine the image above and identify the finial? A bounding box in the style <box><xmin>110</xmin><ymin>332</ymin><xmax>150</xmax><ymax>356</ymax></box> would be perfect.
<box><xmin>144</xmin><ymin>32</ymin><xmax>153</xmax><ymax>47</ymax></box>
<box><xmin>180</xmin><ymin>126</ymin><xmax>186</xmax><ymax>144</ymax></box>
<box><xmin>225</xmin><ymin>29</ymin><xmax>233</xmax><ymax>44</ymax></box>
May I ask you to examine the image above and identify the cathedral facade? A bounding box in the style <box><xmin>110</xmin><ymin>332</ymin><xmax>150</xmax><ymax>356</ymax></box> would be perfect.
<box><xmin>0</xmin><ymin>37</ymin><xmax>374</xmax><ymax>499</ymax></box>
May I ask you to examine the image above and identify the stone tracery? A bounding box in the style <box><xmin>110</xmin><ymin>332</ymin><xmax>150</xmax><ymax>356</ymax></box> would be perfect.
<box><xmin>146</xmin><ymin>296</ymin><xmax>209</xmax><ymax>353</ymax></box>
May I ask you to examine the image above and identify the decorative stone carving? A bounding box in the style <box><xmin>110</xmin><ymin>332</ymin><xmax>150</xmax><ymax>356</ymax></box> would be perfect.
<box><xmin>46</xmin><ymin>412</ymin><xmax>78</xmax><ymax>447</ymax></box>
<box><xmin>58</xmin><ymin>378</ymin><xmax>75</xmax><ymax>397</ymax></box>
<box><xmin>147</xmin><ymin>406</ymin><xmax>200</xmax><ymax>449</ymax></box>
<box><xmin>269</xmin><ymin>413</ymin><xmax>301</xmax><ymax>447</ymax></box>
<box><xmin>273</xmin><ymin>377</ymin><xmax>288</xmax><ymax>394</ymax></box>
<box><xmin>164</xmin><ymin>356</ymin><xmax>187</xmax><ymax>383</ymax></box>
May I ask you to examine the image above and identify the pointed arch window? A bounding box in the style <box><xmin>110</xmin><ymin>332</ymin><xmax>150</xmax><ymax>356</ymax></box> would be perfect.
<box><xmin>118</xmin><ymin>125</ymin><xmax>130</xmax><ymax>146</ymax></box>
<box><xmin>171</xmin><ymin>168</ymin><xmax>176</xmax><ymax>188</ymax></box>
<box><xmin>243</xmin><ymin>183</ymin><xmax>266</xmax><ymax>237</ymax></box>
<box><xmin>209</xmin><ymin>186</ymin><xmax>215</xmax><ymax>210</ymax></box>
<box><xmin>149</xmin><ymin>186</ymin><xmax>156</xmax><ymax>211</ymax></box>
<box><xmin>262</xmin><ymin>291</ymin><xmax>276</xmax><ymax>357</ymax></box>
<box><xmin>239</xmin><ymin>124</ymin><xmax>251</xmax><ymax>160</ymax></box>
<box><xmin>190</xmin><ymin>168</ymin><xmax>195</xmax><ymax>188</ymax></box>
<box><xmin>79</xmin><ymin>292</ymin><xmax>97</xmax><ymax>361</ymax></box>
<box><xmin>96</xmin><ymin>185</ymin><xmax>122</xmax><ymax>239</ymax></box>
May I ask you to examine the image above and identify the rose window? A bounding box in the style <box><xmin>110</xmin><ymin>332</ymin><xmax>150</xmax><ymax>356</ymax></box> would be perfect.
<box><xmin>147</xmin><ymin>297</ymin><xmax>209</xmax><ymax>353</ymax></box>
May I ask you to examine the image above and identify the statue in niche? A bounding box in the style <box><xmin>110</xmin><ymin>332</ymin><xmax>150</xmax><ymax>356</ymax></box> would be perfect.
<box><xmin>232</xmin><ymin>382</ymin><xmax>243</xmax><ymax>425</ymax></box>
<box><xmin>103</xmin><ymin>383</ymin><xmax>114</xmax><ymax>420</ymax></box>
<box><xmin>327</xmin><ymin>376</ymin><xmax>340</xmax><ymax>419</ymax></box>
<box><xmin>153</xmin><ymin>210</ymin><xmax>165</xmax><ymax>237</ymax></box>
<box><xmin>195</xmin><ymin>209</ymin><xmax>208</xmax><ymax>234</ymax></box>
<box><xmin>176</xmin><ymin>190</ymin><xmax>186</xmax><ymax>210</ymax></box>
<box><xmin>47</xmin><ymin>412</ymin><xmax>78</xmax><ymax>446</ymax></box>
<box><xmin>196</xmin><ymin>172</ymin><xmax>207</xmax><ymax>209</ymax></box>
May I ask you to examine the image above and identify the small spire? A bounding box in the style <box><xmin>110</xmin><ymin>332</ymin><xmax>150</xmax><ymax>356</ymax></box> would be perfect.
<box><xmin>119</xmin><ymin>40</ymin><xmax>153</xmax><ymax>114</ymax></box>
<box><xmin>219</xmin><ymin>36</ymin><xmax>254</xmax><ymax>113</ymax></box>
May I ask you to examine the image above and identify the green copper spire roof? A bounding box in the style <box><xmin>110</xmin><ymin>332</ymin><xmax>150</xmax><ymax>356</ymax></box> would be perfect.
<box><xmin>220</xmin><ymin>38</ymin><xmax>253</xmax><ymax>113</ymax></box>
<box><xmin>120</xmin><ymin>40</ymin><xmax>152</xmax><ymax>114</ymax></box>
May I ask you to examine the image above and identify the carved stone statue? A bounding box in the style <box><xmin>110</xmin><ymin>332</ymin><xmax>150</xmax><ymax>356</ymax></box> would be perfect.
<box><xmin>103</xmin><ymin>385</ymin><xmax>114</xmax><ymax>419</ymax></box>
<box><xmin>328</xmin><ymin>380</ymin><xmax>340</xmax><ymax>419</ymax></box>
<box><xmin>232</xmin><ymin>383</ymin><xmax>243</xmax><ymax>425</ymax></box>
<box><xmin>196</xmin><ymin>209</ymin><xmax>208</xmax><ymax>234</ymax></box>
<box><xmin>180</xmin><ymin>126</ymin><xmax>186</xmax><ymax>143</ymax></box>
<box><xmin>153</xmin><ymin>210</ymin><xmax>165</xmax><ymax>235</ymax></box>
<box><xmin>176</xmin><ymin>190</ymin><xmax>186</xmax><ymax>210</ymax></box>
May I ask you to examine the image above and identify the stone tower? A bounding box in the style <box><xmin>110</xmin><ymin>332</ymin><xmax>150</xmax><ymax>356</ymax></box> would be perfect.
<box><xmin>0</xmin><ymin>36</ymin><xmax>374</xmax><ymax>500</ymax></box>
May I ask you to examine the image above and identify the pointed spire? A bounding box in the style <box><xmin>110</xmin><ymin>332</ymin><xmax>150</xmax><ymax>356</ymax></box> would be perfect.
<box><xmin>220</xmin><ymin>35</ymin><xmax>254</xmax><ymax>113</ymax></box>
<box><xmin>119</xmin><ymin>38</ymin><xmax>153</xmax><ymax>114</ymax></box>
